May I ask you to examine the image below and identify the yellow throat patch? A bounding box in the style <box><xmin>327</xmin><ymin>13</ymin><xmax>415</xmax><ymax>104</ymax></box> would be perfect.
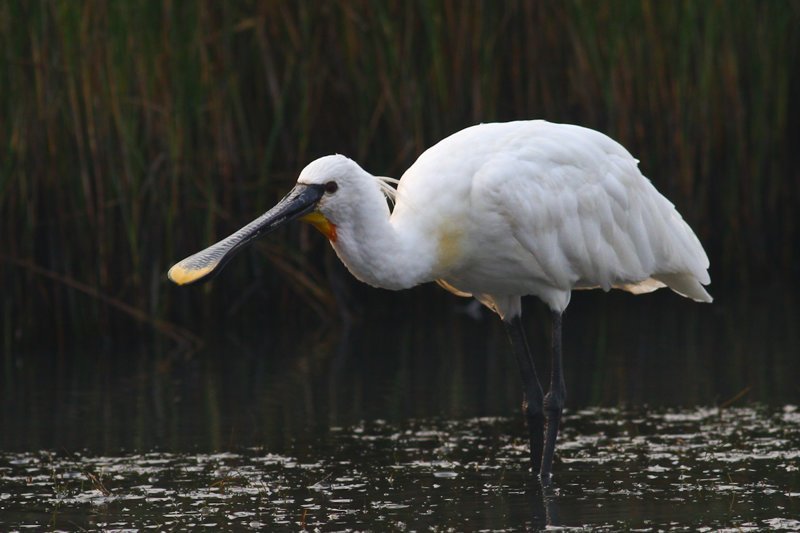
<box><xmin>300</xmin><ymin>211</ymin><xmax>337</xmax><ymax>242</ymax></box>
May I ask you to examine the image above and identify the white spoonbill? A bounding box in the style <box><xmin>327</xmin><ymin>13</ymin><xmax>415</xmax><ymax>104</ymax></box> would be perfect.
<box><xmin>168</xmin><ymin>120</ymin><xmax>712</xmax><ymax>483</ymax></box>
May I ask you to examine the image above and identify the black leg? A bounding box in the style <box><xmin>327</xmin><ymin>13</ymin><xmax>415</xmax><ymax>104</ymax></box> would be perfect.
<box><xmin>505</xmin><ymin>316</ymin><xmax>544</xmax><ymax>474</ymax></box>
<box><xmin>541</xmin><ymin>310</ymin><xmax>566</xmax><ymax>484</ymax></box>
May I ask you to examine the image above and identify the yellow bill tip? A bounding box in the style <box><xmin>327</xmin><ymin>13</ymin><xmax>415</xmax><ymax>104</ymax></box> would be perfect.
<box><xmin>168</xmin><ymin>263</ymin><xmax>216</xmax><ymax>286</ymax></box>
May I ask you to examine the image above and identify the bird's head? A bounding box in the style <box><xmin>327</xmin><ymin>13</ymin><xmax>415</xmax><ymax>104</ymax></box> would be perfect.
<box><xmin>167</xmin><ymin>155</ymin><xmax>371</xmax><ymax>286</ymax></box>
<box><xmin>295</xmin><ymin>154</ymin><xmax>377</xmax><ymax>238</ymax></box>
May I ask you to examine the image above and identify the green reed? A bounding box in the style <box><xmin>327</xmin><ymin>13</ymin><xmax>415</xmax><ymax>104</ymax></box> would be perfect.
<box><xmin>1</xmin><ymin>1</ymin><xmax>797</xmax><ymax>348</ymax></box>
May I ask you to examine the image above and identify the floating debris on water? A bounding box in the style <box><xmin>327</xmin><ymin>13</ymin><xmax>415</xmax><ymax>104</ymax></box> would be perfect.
<box><xmin>0</xmin><ymin>406</ymin><xmax>798</xmax><ymax>530</ymax></box>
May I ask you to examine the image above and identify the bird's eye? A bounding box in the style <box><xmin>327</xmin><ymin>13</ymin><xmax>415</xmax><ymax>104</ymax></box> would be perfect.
<box><xmin>325</xmin><ymin>181</ymin><xmax>338</xmax><ymax>194</ymax></box>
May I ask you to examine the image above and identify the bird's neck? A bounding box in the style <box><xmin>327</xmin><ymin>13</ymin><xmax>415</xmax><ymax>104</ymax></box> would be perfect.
<box><xmin>328</xmin><ymin>187</ymin><xmax>436</xmax><ymax>291</ymax></box>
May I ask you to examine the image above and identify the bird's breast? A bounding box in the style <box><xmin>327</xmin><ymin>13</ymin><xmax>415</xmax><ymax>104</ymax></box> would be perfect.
<box><xmin>433</xmin><ymin>223</ymin><xmax>465</xmax><ymax>275</ymax></box>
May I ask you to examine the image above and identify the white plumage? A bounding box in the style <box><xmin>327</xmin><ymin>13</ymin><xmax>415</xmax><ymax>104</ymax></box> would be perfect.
<box><xmin>168</xmin><ymin>119</ymin><xmax>712</xmax><ymax>483</ymax></box>
<box><xmin>299</xmin><ymin>120</ymin><xmax>711</xmax><ymax>319</ymax></box>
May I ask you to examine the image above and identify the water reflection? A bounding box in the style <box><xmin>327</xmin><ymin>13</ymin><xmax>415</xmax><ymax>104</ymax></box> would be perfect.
<box><xmin>2</xmin><ymin>290</ymin><xmax>798</xmax><ymax>453</ymax></box>
<box><xmin>1</xmin><ymin>290</ymin><xmax>798</xmax><ymax>528</ymax></box>
<box><xmin>1</xmin><ymin>408</ymin><xmax>798</xmax><ymax>530</ymax></box>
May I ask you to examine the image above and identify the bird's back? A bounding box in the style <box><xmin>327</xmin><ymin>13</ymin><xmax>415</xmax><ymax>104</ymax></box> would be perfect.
<box><xmin>391</xmin><ymin>120</ymin><xmax>711</xmax><ymax>312</ymax></box>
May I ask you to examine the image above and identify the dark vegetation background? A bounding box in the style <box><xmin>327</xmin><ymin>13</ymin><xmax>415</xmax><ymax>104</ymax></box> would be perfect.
<box><xmin>2</xmin><ymin>1</ymin><xmax>798</xmax><ymax>353</ymax></box>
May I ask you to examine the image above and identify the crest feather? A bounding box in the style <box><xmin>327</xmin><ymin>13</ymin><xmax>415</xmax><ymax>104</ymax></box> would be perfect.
<box><xmin>375</xmin><ymin>176</ymin><xmax>399</xmax><ymax>205</ymax></box>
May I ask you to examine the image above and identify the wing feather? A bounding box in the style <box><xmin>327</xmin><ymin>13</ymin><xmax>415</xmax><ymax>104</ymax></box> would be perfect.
<box><xmin>395</xmin><ymin>120</ymin><xmax>711</xmax><ymax>309</ymax></box>
<box><xmin>470</xmin><ymin>122</ymin><xmax>711</xmax><ymax>302</ymax></box>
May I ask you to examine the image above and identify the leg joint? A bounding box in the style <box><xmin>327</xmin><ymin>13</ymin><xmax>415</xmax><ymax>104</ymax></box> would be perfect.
<box><xmin>543</xmin><ymin>390</ymin><xmax>565</xmax><ymax>415</ymax></box>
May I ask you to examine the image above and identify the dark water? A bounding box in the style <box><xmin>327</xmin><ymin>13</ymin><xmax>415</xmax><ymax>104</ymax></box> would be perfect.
<box><xmin>2</xmin><ymin>290</ymin><xmax>799</xmax><ymax>529</ymax></box>
<box><xmin>2</xmin><ymin>407</ymin><xmax>800</xmax><ymax>530</ymax></box>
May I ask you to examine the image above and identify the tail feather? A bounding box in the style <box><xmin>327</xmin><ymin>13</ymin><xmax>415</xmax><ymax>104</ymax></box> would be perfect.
<box><xmin>653</xmin><ymin>273</ymin><xmax>713</xmax><ymax>303</ymax></box>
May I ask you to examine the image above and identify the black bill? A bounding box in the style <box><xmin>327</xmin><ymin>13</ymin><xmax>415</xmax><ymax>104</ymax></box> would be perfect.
<box><xmin>168</xmin><ymin>183</ymin><xmax>325</xmax><ymax>285</ymax></box>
